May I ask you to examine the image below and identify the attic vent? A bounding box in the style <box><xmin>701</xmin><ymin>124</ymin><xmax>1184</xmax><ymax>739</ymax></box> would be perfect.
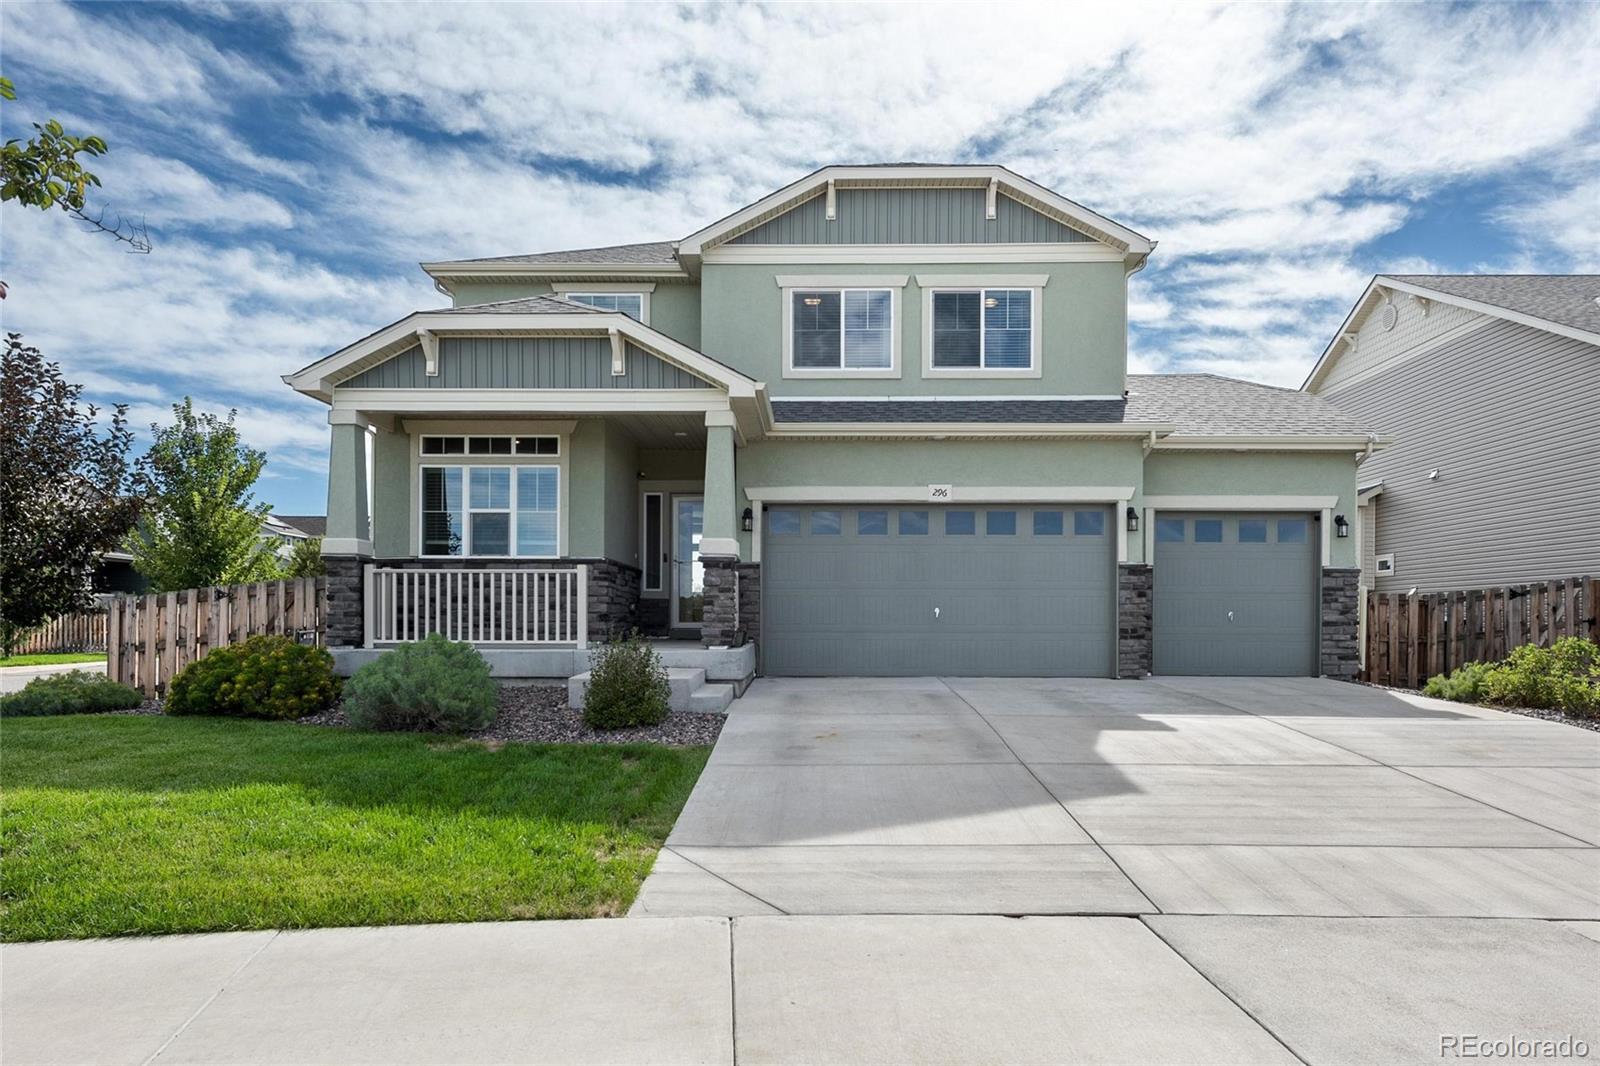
<box><xmin>1379</xmin><ymin>301</ymin><xmax>1398</xmax><ymax>332</ymax></box>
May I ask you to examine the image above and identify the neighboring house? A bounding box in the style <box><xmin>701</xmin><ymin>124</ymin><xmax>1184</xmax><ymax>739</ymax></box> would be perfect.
<box><xmin>286</xmin><ymin>164</ymin><xmax>1377</xmax><ymax>684</ymax></box>
<box><xmin>276</xmin><ymin>515</ymin><xmax>328</xmax><ymax>538</ymax></box>
<box><xmin>1304</xmin><ymin>275</ymin><xmax>1600</xmax><ymax>597</ymax></box>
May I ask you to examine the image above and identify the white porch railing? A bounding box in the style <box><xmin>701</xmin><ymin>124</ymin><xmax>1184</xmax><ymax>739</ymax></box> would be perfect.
<box><xmin>363</xmin><ymin>565</ymin><xmax>588</xmax><ymax>648</ymax></box>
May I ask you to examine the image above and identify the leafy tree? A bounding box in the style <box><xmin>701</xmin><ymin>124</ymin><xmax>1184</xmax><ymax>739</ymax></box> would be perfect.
<box><xmin>0</xmin><ymin>334</ymin><xmax>140</xmax><ymax>656</ymax></box>
<box><xmin>282</xmin><ymin>535</ymin><xmax>326</xmax><ymax>578</ymax></box>
<box><xmin>127</xmin><ymin>399</ymin><xmax>282</xmax><ymax>591</ymax></box>
<box><xmin>0</xmin><ymin>74</ymin><xmax>150</xmax><ymax>252</ymax></box>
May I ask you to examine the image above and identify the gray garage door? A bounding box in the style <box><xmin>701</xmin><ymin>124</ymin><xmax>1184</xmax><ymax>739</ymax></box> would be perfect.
<box><xmin>1152</xmin><ymin>512</ymin><xmax>1318</xmax><ymax>676</ymax></box>
<box><xmin>762</xmin><ymin>505</ymin><xmax>1115</xmax><ymax>676</ymax></box>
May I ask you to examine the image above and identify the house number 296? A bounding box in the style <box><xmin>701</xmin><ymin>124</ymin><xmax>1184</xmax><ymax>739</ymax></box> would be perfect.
<box><xmin>928</xmin><ymin>484</ymin><xmax>953</xmax><ymax>501</ymax></box>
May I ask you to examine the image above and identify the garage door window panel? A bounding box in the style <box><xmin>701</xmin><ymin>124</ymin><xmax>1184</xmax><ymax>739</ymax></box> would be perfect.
<box><xmin>1073</xmin><ymin>510</ymin><xmax>1104</xmax><ymax>537</ymax></box>
<box><xmin>945</xmin><ymin>510</ymin><xmax>976</xmax><ymax>535</ymax></box>
<box><xmin>898</xmin><ymin>511</ymin><xmax>929</xmax><ymax>535</ymax></box>
<box><xmin>769</xmin><ymin>509</ymin><xmax>801</xmax><ymax>535</ymax></box>
<box><xmin>986</xmin><ymin>510</ymin><xmax>1017</xmax><ymax>535</ymax></box>
<box><xmin>857</xmin><ymin>510</ymin><xmax>888</xmax><ymax>535</ymax></box>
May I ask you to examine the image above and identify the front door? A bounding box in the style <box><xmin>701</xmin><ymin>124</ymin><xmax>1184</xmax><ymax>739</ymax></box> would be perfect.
<box><xmin>672</xmin><ymin>496</ymin><xmax>705</xmax><ymax>629</ymax></box>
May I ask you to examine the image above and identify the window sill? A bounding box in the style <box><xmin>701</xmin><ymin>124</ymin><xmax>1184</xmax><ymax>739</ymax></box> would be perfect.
<box><xmin>782</xmin><ymin>367</ymin><xmax>903</xmax><ymax>379</ymax></box>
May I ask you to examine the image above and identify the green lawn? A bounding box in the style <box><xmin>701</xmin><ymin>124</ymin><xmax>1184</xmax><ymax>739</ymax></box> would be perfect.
<box><xmin>0</xmin><ymin>715</ymin><xmax>708</xmax><ymax>941</ymax></box>
<box><xmin>0</xmin><ymin>652</ymin><xmax>107</xmax><ymax>668</ymax></box>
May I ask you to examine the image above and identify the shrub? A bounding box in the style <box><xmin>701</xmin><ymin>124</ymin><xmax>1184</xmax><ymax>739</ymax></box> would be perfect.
<box><xmin>342</xmin><ymin>633</ymin><xmax>497</xmax><ymax>734</ymax></box>
<box><xmin>0</xmin><ymin>670</ymin><xmax>144</xmax><ymax>717</ymax></box>
<box><xmin>582</xmin><ymin>631</ymin><xmax>670</xmax><ymax>730</ymax></box>
<box><xmin>1422</xmin><ymin>661</ymin><xmax>1493</xmax><ymax>704</ymax></box>
<box><xmin>165</xmin><ymin>635</ymin><xmax>339</xmax><ymax>720</ymax></box>
<box><xmin>1484</xmin><ymin>638</ymin><xmax>1600</xmax><ymax>716</ymax></box>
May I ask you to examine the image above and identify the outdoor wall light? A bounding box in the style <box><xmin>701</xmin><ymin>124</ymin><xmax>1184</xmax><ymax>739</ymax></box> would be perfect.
<box><xmin>1334</xmin><ymin>513</ymin><xmax>1350</xmax><ymax>538</ymax></box>
<box><xmin>1125</xmin><ymin>506</ymin><xmax>1140</xmax><ymax>533</ymax></box>
<box><xmin>741</xmin><ymin>507</ymin><xmax>754</xmax><ymax>533</ymax></box>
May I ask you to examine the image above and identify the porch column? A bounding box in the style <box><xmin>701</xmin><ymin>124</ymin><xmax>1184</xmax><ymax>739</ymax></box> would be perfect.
<box><xmin>700</xmin><ymin>412</ymin><xmax>740</xmax><ymax>647</ymax></box>
<box><xmin>323</xmin><ymin>411</ymin><xmax>371</xmax><ymax>647</ymax></box>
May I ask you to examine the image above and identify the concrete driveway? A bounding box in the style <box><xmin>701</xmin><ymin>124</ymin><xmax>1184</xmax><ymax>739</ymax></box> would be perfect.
<box><xmin>634</xmin><ymin>675</ymin><xmax>1600</xmax><ymax>918</ymax></box>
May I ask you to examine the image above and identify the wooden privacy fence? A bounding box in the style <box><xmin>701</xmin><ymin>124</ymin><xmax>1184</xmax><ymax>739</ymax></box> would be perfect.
<box><xmin>1363</xmin><ymin>576</ymin><xmax>1599</xmax><ymax>688</ymax></box>
<box><xmin>107</xmin><ymin>578</ymin><xmax>326</xmax><ymax>698</ymax></box>
<box><xmin>14</xmin><ymin>611</ymin><xmax>107</xmax><ymax>655</ymax></box>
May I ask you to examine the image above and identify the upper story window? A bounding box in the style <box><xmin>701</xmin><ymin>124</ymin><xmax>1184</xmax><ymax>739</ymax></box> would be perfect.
<box><xmin>930</xmin><ymin>288</ymin><xmax>1034</xmax><ymax>371</ymax></box>
<box><xmin>564</xmin><ymin>293</ymin><xmax>645</xmax><ymax>321</ymax></box>
<box><xmin>789</xmin><ymin>288</ymin><xmax>894</xmax><ymax>373</ymax></box>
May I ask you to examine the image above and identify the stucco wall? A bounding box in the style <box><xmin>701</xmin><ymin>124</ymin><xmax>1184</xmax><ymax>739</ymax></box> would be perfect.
<box><xmin>699</xmin><ymin>260</ymin><xmax>1128</xmax><ymax>397</ymax></box>
<box><xmin>1143</xmin><ymin>450</ymin><xmax>1360</xmax><ymax>568</ymax></box>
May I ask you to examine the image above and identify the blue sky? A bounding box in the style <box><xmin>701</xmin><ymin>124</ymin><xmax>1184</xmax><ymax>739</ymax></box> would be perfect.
<box><xmin>2</xmin><ymin>1</ymin><xmax>1597</xmax><ymax>516</ymax></box>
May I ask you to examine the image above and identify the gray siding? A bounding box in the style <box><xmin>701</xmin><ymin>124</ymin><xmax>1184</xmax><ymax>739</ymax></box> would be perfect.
<box><xmin>339</xmin><ymin>337</ymin><xmax>709</xmax><ymax>389</ymax></box>
<box><xmin>1322</xmin><ymin>318</ymin><xmax>1600</xmax><ymax>591</ymax></box>
<box><xmin>728</xmin><ymin>188</ymin><xmax>1093</xmax><ymax>245</ymax></box>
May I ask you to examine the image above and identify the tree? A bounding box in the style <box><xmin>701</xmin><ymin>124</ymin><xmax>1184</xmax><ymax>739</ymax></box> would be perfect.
<box><xmin>282</xmin><ymin>536</ymin><xmax>326</xmax><ymax>578</ymax></box>
<box><xmin>0</xmin><ymin>75</ymin><xmax>150</xmax><ymax>253</ymax></box>
<box><xmin>0</xmin><ymin>333</ymin><xmax>140</xmax><ymax>656</ymax></box>
<box><xmin>127</xmin><ymin>399</ymin><xmax>282</xmax><ymax>591</ymax></box>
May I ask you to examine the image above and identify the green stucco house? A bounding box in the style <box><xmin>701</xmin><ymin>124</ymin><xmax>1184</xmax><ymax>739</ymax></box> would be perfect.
<box><xmin>286</xmin><ymin>165</ymin><xmax>1377</xmax><ymax>695</ymax></box>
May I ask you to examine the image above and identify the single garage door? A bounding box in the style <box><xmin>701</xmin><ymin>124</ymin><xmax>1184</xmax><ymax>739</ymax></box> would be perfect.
<box><xmin>1152</xmin><ymin>512</ymin><xmax>1318</xmax><ymax>676</ymax></box>
<box><xmin>762</xmin><ymin>504</ymin><xmax>1115</xmax><ymax>676</ymax></box>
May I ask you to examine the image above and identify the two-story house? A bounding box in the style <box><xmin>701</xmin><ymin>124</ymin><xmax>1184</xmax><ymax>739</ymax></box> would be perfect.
<box><xmin>286</xmin><ymin>165</ymin><xmax>1376</xmax><ymax>693</ymax></box>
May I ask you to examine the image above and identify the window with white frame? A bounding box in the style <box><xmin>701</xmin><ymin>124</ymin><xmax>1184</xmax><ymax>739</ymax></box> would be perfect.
<box><xmin>421</xmin><ymin>435</ymin><xmax>559</xmax><ymax>456</ymax></box>
<box><xmin>563</xmin><ymin>293</ymin><xmax>645</xmax><ymax>321</ymax></box>
<box><xmin>930</xmin><ymin>288</ymin><xmax>1035</xmax><ymax>370</ymax></box>
<box><xmin>791</xmin><ymin>289</ymin><xmax>893</xmax><ymax>370</ymax></box>
<box><xmin>421</xmin><ymin>463</ymin><xmax>560</xmax><ymax>557</ymax></box>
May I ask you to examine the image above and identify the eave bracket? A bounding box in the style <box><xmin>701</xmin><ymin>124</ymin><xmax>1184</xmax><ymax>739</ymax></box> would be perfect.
<box><xmin>418</xmin><ymin>329</ymin><xmax>439</xmax><ymax>377</ymax></box>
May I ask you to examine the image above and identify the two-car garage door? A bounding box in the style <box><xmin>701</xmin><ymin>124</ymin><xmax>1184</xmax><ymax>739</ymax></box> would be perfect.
<box><xmin>762</xmin><ymin>505</ymin><xmax>1116</xmax><ymax>676</ymax></box>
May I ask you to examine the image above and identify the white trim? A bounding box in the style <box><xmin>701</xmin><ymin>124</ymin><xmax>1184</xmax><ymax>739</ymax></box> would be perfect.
<box><xmin>699</xmin><ymin>536</ymin><xmax>740</xmax><ymax>558</ymax></box>
<box><xmin>1143</xmin><ymin>495</ymin><xmax>1339</xmax><ymax>510</ymax></box>
<box><xmin>322</xmin><ymin>537</ymin><xmax>372</xmax><ymax>556</ymax></box>
<box><xmin>921</xmin><ymin>284</ymin><xmax>1044</xmax><ymax>380</ymax></box>
<box><xmin>744</xmin><ymin>485</ymin><xmax>1137</xmax><ymax>504</ymax></box>
<box><xmin>677</xmin><ymin>165</ymin><xmax>1154</xmax><ymax>259</ymax></box>
<box><xmin>417</xmin><ymin>330</ymin><xmax>439</xmax><ymax>377</ymax></box>
<box><xmin>775</xmin><ymin>274</ymin><xmax>909</xmax><ymax>288</ymax></box>
<box><xmin>985</xmin><ymin>177</ymin><xmax>998</xmax><ymax>220</ymax></box>
<box><xmin>401</xmin><ymin>418</ymin><xmax>577</xmax><ymax>436</ymax></box>
<box><xmin>1357</xmin><ymin>482</ymin><xmax>1385</xmax><ymax>504</ymax></box>
<box><xmin>762</xmin><ymin>422</ymin><xmax>1174</xmax><ymax>440</ymax></box>
<box><xmin>1150</xmin><ymin>435</ymin><xmax>1384</xmax><ymax>452</ymax></box>
<box><xmin>780</xmin><ymin>284</ymin><xmax>903</xmax><ymax>380</ymax></box>
<box><xmin>705</xmin><ymin>243</ymin><xmax>1123</xmax><ymax>265</ymax></box>
<box><xmin>407</xmin><ymin>424</ymin><xmax>571</xmax><ymax>558</ymax></box>
<box><xmin>750</xmin><ymin>499</ymin><xmax>763</xmax><ymax>564</ymax></box>
<box><xmin>335</xmin><ymin>388</ymin><xmax>733</xmax><ymax>414</ymax></box>
<box><xmin>418</xmin><ymin>433</ymin><xmax>561</xmax><ymax>458</ymax></box>
<box><xmin>328</xmin><ymin>409</ymin><xmax>369</xmax><ymax>427</ymax></box>
<box><xmin>1375</xmin><ymin>552</ymin><xmax>1395</xmax><ymax>575</ymax></box>
<box><xmin>703</xmin><ymin>409</ymin><xmax>740</xmax><ymax>429</ymax></box>
<box><xmin>914</xmin><ymin>273</ymin><xmax>1049</xmax><ymax>288</ymax></box>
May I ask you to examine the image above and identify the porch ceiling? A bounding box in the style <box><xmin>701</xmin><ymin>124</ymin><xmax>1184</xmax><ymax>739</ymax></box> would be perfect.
<box><xmin>615</xmin><ymin>412</ymin><xmax>707</xmax><ymax>449</ymax></box>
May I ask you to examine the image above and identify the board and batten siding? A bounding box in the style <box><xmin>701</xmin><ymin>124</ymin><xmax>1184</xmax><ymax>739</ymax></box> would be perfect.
<box><xmin>1322</xmin><ymin>317</ymin><xmax>1600</xmax><ymax>592</ymax></box>
<box><xmin>727</xmin><ymin>188</ymin><xmax>1093</xmax><ymax>245</ymax></box>
<box><xmin>338</xmin><ymin>337</ymin><xmax>709</xmax><ymax>390</ymax></box>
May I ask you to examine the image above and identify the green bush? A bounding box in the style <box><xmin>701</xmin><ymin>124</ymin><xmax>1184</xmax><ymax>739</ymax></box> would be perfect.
<box><xmin>1422</xmin><ymin>661</ymin><xmax>1494</xmax><ymax>703</ymax></box>
<box><xmin>582</xmin><ymin>631</ymin><xmax>670</xmax><ymax>730</ymax></box>
<box><xmin>1481</xmin><ymin>638</ymin><xmax>1599</xmax><ymax>716</ymax></box>
<box><xmin>0</xmin><ymin>670</ymin><xmax>144</xmax><ymax>717</ymax></box>
<box><xmin>341</xmin><ymin>633</ymin><xmax>497</xmax><ymax>734</ymax></box>
<box><xmin>165</xmin><ymin>635</ymin><xmax>339</xmax><ymax>720</ymax></box>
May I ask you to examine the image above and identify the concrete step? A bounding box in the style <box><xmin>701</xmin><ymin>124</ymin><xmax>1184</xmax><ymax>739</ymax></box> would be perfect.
<box><xmin>568</xmin><ymin>667</ymin><xmax>726</xmax><ymax>715</ymax></box>
<box><xmin>686</xmin><ymin>683</ymin><xmax>734</xmax><ymax>715</ymax></box>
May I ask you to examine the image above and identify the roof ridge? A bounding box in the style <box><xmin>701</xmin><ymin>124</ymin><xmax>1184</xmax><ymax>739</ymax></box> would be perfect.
<box><xmin>448</xmin><ymin>294</ymin><xmax>604</xmax><ymax>313</ymax></box>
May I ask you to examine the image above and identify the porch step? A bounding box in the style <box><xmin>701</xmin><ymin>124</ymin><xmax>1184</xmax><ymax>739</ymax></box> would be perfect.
<box><xmin>567</xmin><ymin>667</ymin><xmax>732</xmax><ymax>715</ymax></box>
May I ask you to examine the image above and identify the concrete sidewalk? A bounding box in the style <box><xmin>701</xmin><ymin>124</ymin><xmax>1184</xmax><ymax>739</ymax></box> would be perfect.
<box><xmin>0</xmin><ymin>661</ymin><xmax>105</xmax><ymax>694</ymax></box>
<box><xmin>6</xmin><ymin>914</ymin><xmax>1596</xmax><ymax>1064</ymax></box>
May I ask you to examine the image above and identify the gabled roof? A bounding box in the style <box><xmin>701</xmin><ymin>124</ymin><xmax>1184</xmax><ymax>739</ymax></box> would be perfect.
<box><xmin>1304</xmin><ymin>274</ymin><xmax>1600</xmax><ymax>391</ymax></box>
<box><xmin>421</xmin><ymin>241</ymin><xmax>683</xmax><ymax>279</ymax></box>
<box><xmin>1381</xmin><ymin>275</ymin><xmax>1600</xmax><ymax>336</ymax></box>
<box><xmin>677</xmin><ymin>164</ymin><xmax>1155</xmax><ymax>270</ymax></box>
<box><xmin>283</xmin><ymin>296</ymin><xmax>758</xmax><ymax>402</ymax></box>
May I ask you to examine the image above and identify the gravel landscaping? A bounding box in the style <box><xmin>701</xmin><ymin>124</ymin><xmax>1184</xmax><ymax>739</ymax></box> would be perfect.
<box><xmin>295</xmin><ymin>683</ymin><xmax>725</xmax><ymax>746</ymax></box>
<box><xmin>1366</xmin><ymin>682</ymin><xmax>1600</xmax><ymax>732</ymax></box>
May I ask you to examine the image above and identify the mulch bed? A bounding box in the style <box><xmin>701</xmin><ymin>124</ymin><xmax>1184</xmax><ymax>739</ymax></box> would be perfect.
<box><xmin>294</xmin><ymin>683</ymin><xmax>724</xmax><ymax>747</ymax></box>
<box><xmin>1364</xmin><ymin>682</ymin><xmax>1600</xmax><ymax>732</ymax></box>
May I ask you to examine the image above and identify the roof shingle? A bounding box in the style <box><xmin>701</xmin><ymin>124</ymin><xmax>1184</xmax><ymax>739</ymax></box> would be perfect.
<box><xmin>1383</xmin><ymin>275</ymin><xmax>1600</xmax><ymax>337</ymax></box>
<box><xmin>437</xmin><ymin>241</ymin><xmax>679</xmax><ymax>267</ymax></box>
